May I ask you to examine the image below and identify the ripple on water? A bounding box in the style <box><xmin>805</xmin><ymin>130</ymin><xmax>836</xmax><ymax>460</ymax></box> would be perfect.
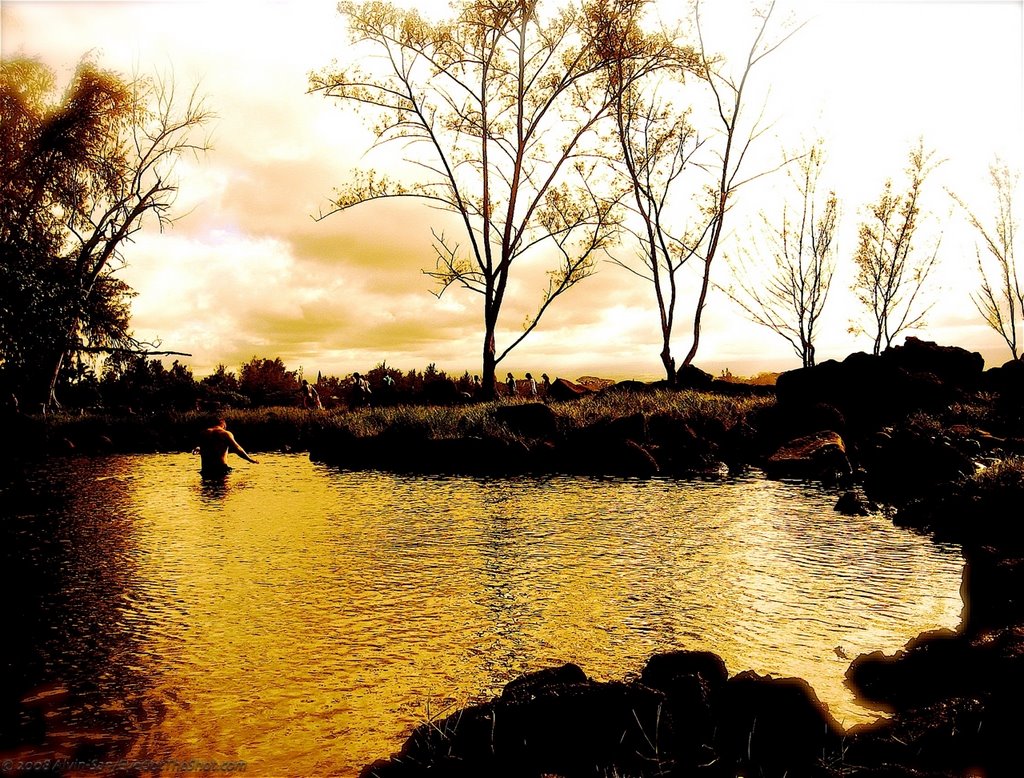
<box><xmin>4</xmin><ymin>454</ymin><xmax>963</xmax><ymax>774</ymax></box>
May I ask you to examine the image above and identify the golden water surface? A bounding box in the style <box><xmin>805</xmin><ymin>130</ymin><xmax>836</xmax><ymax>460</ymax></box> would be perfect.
<box><xmin>5</xmin><ymin>453</ymin><xmax>964</xmax><ymax>776</ymax></box>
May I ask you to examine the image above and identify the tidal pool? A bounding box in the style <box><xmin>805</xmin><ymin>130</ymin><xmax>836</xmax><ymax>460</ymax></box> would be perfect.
<box><xmin>2</xmin><ymin>453</ymin><xmax>964</xmax><ymax>775</ymax></box>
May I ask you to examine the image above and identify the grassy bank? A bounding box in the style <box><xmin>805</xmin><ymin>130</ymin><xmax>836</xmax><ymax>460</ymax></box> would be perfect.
<box><xmin>27</xmin><ymin>388</ymin><xmax>775</xmax><ymax>457</ymax></box>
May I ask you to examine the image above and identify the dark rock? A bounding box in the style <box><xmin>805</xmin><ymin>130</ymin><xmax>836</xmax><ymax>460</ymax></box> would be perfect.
<box><xmin>603</xmin><ymin>439</ymin><xmax>659</xmax><ymax>477</ymax></box>
<box><xmin>491</xmin><ymin>402</ymin><xmax>558</xmax><ymax>440</ymax></box>
<box><xmin>676</xmin><ymin>363</ymin><xmax>714</xmax><ymax>389</ymax></box>
<box><xmin>714</xmin><ymin>671</ymin><xmax>843</xmax><ymax>776</ymax></box>
<box><xmin>501</xmin><ymin>663</ymin><xmax>588</xmax><ymax>702</ymax></box>
<box><xmin>892</xmin><ymin>461</ymin><xmax>1024</xmax><ymax>547</ymax></box>
<box><xmin>862</xmin><ymin>424</ymin><xmax>976</xmax><ymax>504</ymax></box>
<box><xmin>983</xmin><ymin>357</ymin><xmax>1024</xmax><ymax>394</ymax></box>
<box><xmin>424</xmin><ymin>437</ymin><xmax>531</xmax><ymax>475</ymax></box>
<box><xmin>639</xmin><ymin>651</ymin><xmax>727</xmax><ymax>766</ymax></box>
<box><xmin>640</xmin><ymin>650</ymin><xmax>729</xmax><ymax>693</ymax></box>
<box><xmin>881</xmin><ymin>337</ymin><xmax>985</xmax><ymax>388</ymax></box>
<box><xmin>646</xmin><ymin>414</ymin><xmax>721</xmax><ymax>474</ymax></box>
<box><xmin>843</xmin><ymin>696</ymin><xmax>989</xmax><ymax>778</ymax></box>
<box><xmin>545</xmin><ymin>377</ymin><xmax>592</xmax><ymax>402</ymax></box>
<box><xmin>835</xmin><ymin>490</ymin><xmax>877</xmax><ymax>516</ymax></box>
<box><xmin>308</xmin><ymin>426</ymin><xmax>359</xmax><ymax>465</ymax></box>
<box><xmin>593</xmin><ymin>412</ymin><xmax>648</xmax><ymax>445</ymax></box>
<box><xmin>418</xmin><ymin>378</ymin><xmax>463</xmax><ymax>405</ymax></box>
<box><xmin>374</xmin><ymin>671</ymin><xmax>672</xmax><ymax>777</ymax></box>
<box><xmin>560</xmin><ymin>423</ymin><xmax>660</xmax><ymax>477</ymax></box>
<box><xmin>961</xmin><ymin>547</ymin><xmax>1024</xmax><ymax>633</ymax></box>
<box><xmin>763</xmin><ymin>430</ymin><xmax>851</xmax><ymax>482</ymax></box>
<box><xmin>774</xmin><ymin>342</ymin><xmax>974</xmax><ymax>434</ymax></box>
<box><xmin>846</xmin><ymin>629</ymin><xmax>980</xmax><ymax>710</ymax></box>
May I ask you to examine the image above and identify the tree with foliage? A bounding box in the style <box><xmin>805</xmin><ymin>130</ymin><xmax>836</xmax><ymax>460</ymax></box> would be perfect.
<box><xmin>238</xmin><ymin>356</ymin><xmax>301</xmax><ymax>407</ymax></box>
<box><xmin>950</xmin><ymin>159</ymin><xmax>1021</xmax><ymax>360</ymax></box>
<box><xmin>0</xmin><ymin>57</ymin><xmax>211</xmax><ymax>410</ymax></box>
<box><xmin>851</xmin><ymin>139</ymin><xmax>943</xmax><ymax>356</ymax></box>
<box><xmin>310</xmin><ymin>0</ymin><xmax>676</xmax><ymax>398</ymax></box>
<box><xmin>99</xmin><ymin>354</ymin><xmax>199</xmax><ymax>412</ymax></box>
<box><xmin>608</xmin><ymin>0</ymin><xmax>798</xmax><ymax>383</ymax></box>
<box><xmin>725</xmin><ymin>140</ymin><xmax>837</xmax><ymax>367</ymax></box>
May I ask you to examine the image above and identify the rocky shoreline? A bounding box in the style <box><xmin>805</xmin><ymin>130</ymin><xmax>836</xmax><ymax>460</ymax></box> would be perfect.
<box><xmin>351</xmin><ymin>339</ymin><xmax>1024</xmax><ymax>777</ymax></box>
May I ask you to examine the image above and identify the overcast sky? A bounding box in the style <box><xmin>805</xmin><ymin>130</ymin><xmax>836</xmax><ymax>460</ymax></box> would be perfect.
<box><xmin>3</xmin><ymin>0</ymin><xmax>1023</xmax><ymax>380</ymax></box>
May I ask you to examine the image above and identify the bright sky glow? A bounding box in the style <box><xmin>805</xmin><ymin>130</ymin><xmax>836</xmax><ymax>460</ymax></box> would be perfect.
<box><xmin>3</xmin><ymin>0</ymin><xmax>1023</xmax><ymax>380</ymax></box>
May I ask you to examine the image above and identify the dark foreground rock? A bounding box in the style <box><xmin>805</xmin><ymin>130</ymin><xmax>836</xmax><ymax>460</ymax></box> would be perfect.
<box><xmin>361</xmin><ymin>653</ymin><xmax>845</xmax><ymax>778</ymax></box>
<box><xmin>773</xmin><ymin>339</ymin><xmax>984</xmax><ymax>432</ymax></box>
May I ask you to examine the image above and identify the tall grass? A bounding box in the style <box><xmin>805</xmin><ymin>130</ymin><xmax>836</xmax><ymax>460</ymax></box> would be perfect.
<box><xmin>36</xmin><ymin>388</ymin><xmax>775</xmax><ymax>454</ymax></box>
<box><xmin>551</xmin><ymin>389</ymin><xmax>773</xmax><ymax>432</ymax></box>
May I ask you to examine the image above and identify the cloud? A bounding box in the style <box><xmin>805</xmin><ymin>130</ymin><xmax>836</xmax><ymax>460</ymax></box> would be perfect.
<box><xmin>5</xmin><ymin>0</ymin><xmax>1023</xmax><ymax>381</ymax></box>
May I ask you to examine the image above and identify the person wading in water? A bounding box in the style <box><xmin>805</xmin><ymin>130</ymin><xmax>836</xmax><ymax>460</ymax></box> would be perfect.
<box><xmin>195</xmin><ymin>418</ymin><xmax>258</xmax><ymax>476</ymax></box>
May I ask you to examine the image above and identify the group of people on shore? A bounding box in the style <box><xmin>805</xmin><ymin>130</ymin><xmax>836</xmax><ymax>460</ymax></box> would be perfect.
<box><xmin>298</xmin><ymin>369</ymin><xmax>553</xmax><ymax>409</ymax></box>
<box><xmin>505</xmin><ymin>371</ymin><xmax>551</xmax><ymax>399</ymax></box>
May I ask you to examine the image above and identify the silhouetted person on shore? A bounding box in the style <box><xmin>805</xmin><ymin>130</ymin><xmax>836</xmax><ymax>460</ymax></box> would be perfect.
<box><xmin>353</xmin><ymin>372</ymin><xmax>372</xmax><ymax>406</ymax></box>
<box><xmin>506</xmin><ymin>372</ymin><xmax>517</xmax><ymax>398</ymax></box>
<box><xmin>300</xmin><ymin>379</ymin><xmax>322</xmax><ymax>409</ymax></box>
<box><xmin>526</xmin><ymin>372</ymin><xmax>538</xmax><ymax>398</ymax></box>
<box><xmin>195</xmin><ymin>418</ymin><xmax>258</xmax><ymax>476</ymax></box>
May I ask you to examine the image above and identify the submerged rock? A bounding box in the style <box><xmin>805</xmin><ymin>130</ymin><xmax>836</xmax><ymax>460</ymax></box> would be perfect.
<box><xmin>835</xmin><ymin>490</ymin><xmax>877</xmax><ymax>516</ymax></box>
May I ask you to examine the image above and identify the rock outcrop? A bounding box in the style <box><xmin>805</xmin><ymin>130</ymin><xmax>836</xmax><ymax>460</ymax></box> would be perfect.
<box><xmin>362</xmin><ymin>653</ymin><xmax>845</xmax><ymax>778</ymax></box>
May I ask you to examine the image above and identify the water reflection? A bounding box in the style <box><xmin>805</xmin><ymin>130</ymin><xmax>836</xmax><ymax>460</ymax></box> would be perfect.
<box><xmin>1</xmin><ymin>454</ymin><xmax>964</xmax><ymax>776</ymax></box>
<box><xmin>198</xmin><ymin>472</ymin><xmax>231</xmax><ymax>502</ymax></box>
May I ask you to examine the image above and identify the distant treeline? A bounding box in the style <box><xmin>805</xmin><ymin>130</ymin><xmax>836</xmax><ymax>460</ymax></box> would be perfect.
<box><xmin>34</xmin><ymin>353</ymin><xmax>781</xmax><ymax>416</ymax></box>
<box><xmin>45</xmin><ymin>354</ymin><xmax>500</xmax><ymax>414</ymax></box>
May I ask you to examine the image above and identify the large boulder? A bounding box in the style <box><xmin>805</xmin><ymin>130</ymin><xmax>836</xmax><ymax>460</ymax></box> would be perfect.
<box><xmin>490</xmin><ymin>402</ymin><xmax>559</xmax><ymax>439</ymax></box>
<box><xmin>834</xmin><ymin>490</ymin><xmax>878</xmax><ymax>516</ymax></box>
<box><xmin>639</xmin><ymin>651</ymin><xmax>727</xmax><ymax>766</ymax></box>
<box><xmin>984</xmin><ymin>358</ymin><xmax>1024</xmax><ymax>430</ymax></box>
<box><xmin>558</xmin><ymin>436</ymin><xmax>660</xmax><ymax>477</ymax></box>
<box><xmin>364</xmin><ymin>664</ymin><xmax>672</xmax><ymax>777</ymax></box>
<box><xmin>646</xmin><ymin>413</ymin><xmax>720</xmax><ymax>474</ymax></box>
<box><xmin>862</xmin><ymin>424</ymin><xmax>977</xmax><ymax>504</ymax></box>
<box><xmin>763</xmin><ymin>430</ymin><xmax>851</xmax><ymax>482</ymax></box>
<box><xmin>882</xmin><ymin>336</ymin><xmax>984</xmax><ymax>387</ymax></box>
<box><xmin>984</xmin><ymin>356</ymin><xmax>1024</xmax><ymax>393</ymax></box>
<box><xmin>846</xmin><ymin>628</ymin><xmax>975</xmax><ymax>709</ymax></box>
<box><xmin>545</xmin><ymin>377</ymin><xmax>593</xmax><ymax>402</ymax></box>
<box><xmin>676</xmin><ymin>363</ymin><xmax>714</xmax><ymax>389</ymax></box>
<box><xmin>774</xmin><ymin>340</ymin><xmax>980</xmax><ymax>434</ymax></box>
<box><xmin>714</xmin><ymin>671</ymin><xmax>843</xmax><ymax>777</ymax></box>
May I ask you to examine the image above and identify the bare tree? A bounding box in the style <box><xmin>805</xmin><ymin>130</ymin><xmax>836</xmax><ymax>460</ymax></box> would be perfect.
<box><xmin>0</xmin><ymin>58</ymin><xmax>212</xmax><ymax>410</ymax></box>
<box><xmin>607</xmin><ymin>0</ymin><xmax>799</xmax><ymax>384</ymax></box>
<box><xmin>310</xmin><ymin>0</ymin><xmax>674</xmax><ymax>397</ymax></box>
<box><xmin>725</xmin><ymin>141</ymin><xmax>837</xmax><ymax>368</ymax></box>
<box><xmin>950</xmin><ymin>159</ymin><xmax>1021</xmax><ymax>360</ymax></box>
<box><xmin>851</xmin><ymin>139</ymin><xmax>943</xmax><ymax>356</ymax></box>
<box><xmin>606</xmin><ymin>48</ymin><xmax>702</xmax><ymax>384</ymax></box>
